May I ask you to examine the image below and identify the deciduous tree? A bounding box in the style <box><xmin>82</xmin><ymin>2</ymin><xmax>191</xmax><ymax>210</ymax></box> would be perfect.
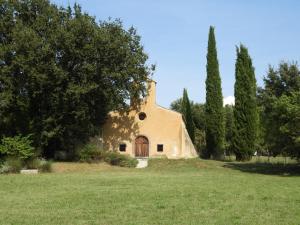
<box><xmin>0</xmin><ymin>0</ymin><xmax>153</xmax><ymax>158</ymax></box>
<box><xmin>258</xmin><ymin>63</ymin><xmax>300</xmax><ymax>159</ymax></box>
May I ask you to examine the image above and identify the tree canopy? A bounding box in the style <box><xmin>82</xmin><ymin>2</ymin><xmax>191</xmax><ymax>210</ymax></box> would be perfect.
<box><xmin>182</xmin><ymin>89</ymin><xmax>195</xmax><ymax>143</ymax></box>
<box><xmin>205</xmin><ymin>26</ymin><xmax>224</xmax><ymax>159</ymax></box>
<box><xmin>232</xmin><ymin>45</ymin><xmax>258</xmax><ymax>161</ymax></box>
<box><xmin>258</xmin><ymin>63</ymin><xmax>300</xmax><ymax>159</ymax></box>
<box><xmin>0</xmin><ymin>0</ymin><xmax>153</xmax><ymax>158</ymax></box>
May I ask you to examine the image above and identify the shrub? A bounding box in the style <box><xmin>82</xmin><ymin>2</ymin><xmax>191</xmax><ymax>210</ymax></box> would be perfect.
<box><xmin>119</xmin><ymin>157</ymin><xmax>139</xmax><ymax>168</ymax></box>
<box><xmin>77</xmin><ymin>144</ymin><xmax>105</xmax><ymax>163</ymax></box>
<box><xmin>76</xmin><ymin>144</ymin><xmax>138</xmax><ymax>168</ymax></box>
<box><xmin>24</xmin><ymin>158</ymin><xmax>52</xmax><ymax>172</ymax></box>
<box><xmin>38</xmin><ymin>159</ymin><xmax>52</xmax><ymax>173</ymax></box>
<box><xmin>0</xmin><ymin>158</ymin><xmax>4</xmax><ymax>166</ymax></box>
<box><xmin>0</xmin><ymin>135</ymin><xmax>35</xmax><ymax>160</ymax></box>
<box><xmin>0</xmin><ymin>163</ymin><xmax>10</xmax><ymax>174</ymax></box>
<box><xmin>104</xmin><ymin>151</ymin><xmax>125</xmax><ymax>165</ymax></box>
<box><xmin>4</xmin><ymin>158</ymin><xmax>23</xmax><ymax>173</ymax></box>
<box><xmin>105</xmin><ymin>151</ymin><xmax>138</xmax><ymax>168</ymax></box>
<box><xmin>54</xmin><ymin>151</ymin><xmax>68</xmax><ymax>161</ymax></box>
<box><xmin>26</xmin><ymin>158</ymin><xmax>41</xmax><ymax>169</ymax></box>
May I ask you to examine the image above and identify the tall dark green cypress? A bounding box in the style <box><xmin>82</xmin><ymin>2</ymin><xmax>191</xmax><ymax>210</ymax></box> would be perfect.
<box><xmin>182</xmin><ymin>89</ymin><xmax>195</xmax><ymax>143</ymax></box>
<box><xmin>205</xmin><ymin>26</ymin><xmax>224</xmax><ymax>159</ymax></box>
<box><xmin>232</xmin><ymin>45</ymin><xmax>258</xmax><ymax>161</ymax></box>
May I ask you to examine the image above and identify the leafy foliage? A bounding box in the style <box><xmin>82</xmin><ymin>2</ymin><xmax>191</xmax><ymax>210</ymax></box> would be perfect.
<box><xmin>0</xmin><ymin>163</ymin><xmax>10</xmax><ymax>174</ymax></box>
<box><xmin>0</xmin><ymin>0</ymin><xmax>153</xmax><ymax>158</ymax></box>
<box><xmin>0</xmin><ymin>135</ymin><xmax>35</xmax><ymax>160</ymax></box>
<box><xmin>205</xmin><ymin>26</ymin><xmax>224</xmax><ymax>159</ymax></box>
<box><xmin>182</xmin><ymin>89</ymin><xmax>195</xmax><ymax>143</ymax></box>
<box><xmin>25</xmin><ymin>158</ymin><xmax>41</xmax><ymax>169</ymax></box>
<box><xmin>258</xmin><ymin>63</ymin><xmax>300</xmax><ymax>159</ymax></box>
<box><xmin>38</xmin><ymin>159</ymin><xmax>52</xmax><ymax>172</ymax></box>
<box><xmin>1</xmin><ymin>157</ymin><xmax>23</xmax><ymax>173</ymax></box>
<box><xmin>171</xmin><ymin>98</ymin><xmax>239</xmax><ymax>159</ymax></box>
<box><xmin>77</xmin><ymin>143</ymin><xmax>137</xmax><ymax>167</ymax></box>
<box><xmin>224</xmin><ymin>105</ymin><xmax>234</xmax><ymax>155</ymax></box>
<box><xmin>104</xmin><ymin>151</ymin><xmax>138</xmax><ymax>168</ymax></box>
<box><xmin>232</xmin><ymin>45</ymin><xmax>258</xmax><ymax>161</ymax></box>
<box><xmin>24</xmin><ymin>157</ymin><xmax>52</xmax><ymax>172</ymax></box>
<box><xmin>77</xmin><ymin>144</ymin><xmax>105</xmax><ymax>163</ymax></box>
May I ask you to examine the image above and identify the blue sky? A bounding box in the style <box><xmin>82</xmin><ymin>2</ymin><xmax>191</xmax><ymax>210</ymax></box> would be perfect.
<box><xmin>52</xmin><ymin>0</ymin><xmax>300</xmax><ymax>107</ymax></box>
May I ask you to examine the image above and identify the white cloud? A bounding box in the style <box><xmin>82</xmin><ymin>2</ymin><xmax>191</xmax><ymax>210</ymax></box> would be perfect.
<box><xmin>223</xmin><ymin>96</ymin><xmax>235</xmax><ymax>106</ymax></box>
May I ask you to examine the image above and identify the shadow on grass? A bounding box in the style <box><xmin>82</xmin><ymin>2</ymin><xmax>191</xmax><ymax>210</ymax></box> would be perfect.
<box><xmin>224</xmin><ymin>162</ymin><xmax>300</xmax><ymax>176</ymax></box>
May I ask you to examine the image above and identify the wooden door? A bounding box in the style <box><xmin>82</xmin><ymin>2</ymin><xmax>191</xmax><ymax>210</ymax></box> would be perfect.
<box><xmin>135</xmin><ymin>136</ymin><xmax>149</xmax><ymax>157</ymax></box>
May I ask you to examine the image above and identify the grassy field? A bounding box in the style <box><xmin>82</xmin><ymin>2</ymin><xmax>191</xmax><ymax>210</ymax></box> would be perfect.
<box><xmin>0</xmin><ymin>158</ymin><xmax>299</xmax><ymax>225</ymax></box>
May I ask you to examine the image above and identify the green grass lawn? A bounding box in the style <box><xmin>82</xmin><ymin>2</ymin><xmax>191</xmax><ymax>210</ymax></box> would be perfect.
<box><xmin>0</xmin><ymin>158</ymin><xmax>299</xmax><ymax>225</ymax></box>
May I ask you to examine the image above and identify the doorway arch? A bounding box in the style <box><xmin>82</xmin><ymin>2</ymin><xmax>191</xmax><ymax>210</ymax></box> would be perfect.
<box><xmin>135</xmin><ymin>136</ymin><xmax>149</xmax><ymax>157</ymax></box>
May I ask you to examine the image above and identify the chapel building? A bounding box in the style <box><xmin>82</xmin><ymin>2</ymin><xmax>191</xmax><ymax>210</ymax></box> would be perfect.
<box><xmin>101</xmin><ymin>80</ymin><xmax>198</xmax><ymax>158</ymax></box>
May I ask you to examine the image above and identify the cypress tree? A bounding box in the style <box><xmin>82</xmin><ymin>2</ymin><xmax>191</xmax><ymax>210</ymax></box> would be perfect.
<box><xmin>182</xmin><ymin>89</ymin><xmax>195</xmax><ymax>143</ymax></box>
<box><xmin>232</xmin><ymin>45</ymin><xmax>258</xmax><ymax>161</ymax></box>
<box><xmin>205</xmin><ymin>26</ymin><xmax>224</xmax><ymax>159</ymax></box>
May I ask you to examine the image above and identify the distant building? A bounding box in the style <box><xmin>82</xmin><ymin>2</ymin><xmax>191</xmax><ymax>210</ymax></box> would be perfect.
<box><xmin>101</xmin><ymin>80</ymin><xmax>197</xmax><ymax>158</ymax></box>
<box><xmin>223</xmin><ymin>96</ymin><xmax>235</xmax><ymax>106</ymax></box>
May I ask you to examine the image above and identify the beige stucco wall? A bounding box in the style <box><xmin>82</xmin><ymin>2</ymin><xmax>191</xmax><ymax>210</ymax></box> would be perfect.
<box><xmin>101</xmin><ymin>80</ymin><xmax>198</xmax><ymax>159</ymax></box>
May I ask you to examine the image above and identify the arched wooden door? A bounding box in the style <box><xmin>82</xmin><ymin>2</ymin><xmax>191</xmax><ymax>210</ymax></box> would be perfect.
<box><xmin>135</xmin><ymin>136</ymin><xmax>149</xmax><ymax>157</ymax></box>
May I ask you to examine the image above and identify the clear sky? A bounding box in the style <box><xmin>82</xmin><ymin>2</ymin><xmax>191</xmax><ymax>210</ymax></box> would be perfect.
<box><xmin>51</xmin><ymin>0</ymin><xmax>300</xmax><ymax>107</ymax></box>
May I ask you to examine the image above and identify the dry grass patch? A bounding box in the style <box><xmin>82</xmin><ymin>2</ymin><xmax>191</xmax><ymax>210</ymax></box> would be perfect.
<box><xmin>52</xmin><ymin>162</ymin><xmax>130</xmax><ymax>173</ymax></box>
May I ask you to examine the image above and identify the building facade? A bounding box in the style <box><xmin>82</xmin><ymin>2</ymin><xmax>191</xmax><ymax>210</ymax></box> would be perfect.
<box><xmin>101</xmin><ymin>80</ymin><xmax>198</xmax><ymax>158</ymax></box>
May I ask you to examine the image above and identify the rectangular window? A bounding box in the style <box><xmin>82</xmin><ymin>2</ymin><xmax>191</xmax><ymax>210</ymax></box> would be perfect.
<box><xmin>119</xmin><ymin>144</ymin><xmax>126</xmax><ymax>152</ymax></box>
<box><xmin>157</xmin><ymin>144</ymin><xmax>163</xmax><ymax>152</ymax></box>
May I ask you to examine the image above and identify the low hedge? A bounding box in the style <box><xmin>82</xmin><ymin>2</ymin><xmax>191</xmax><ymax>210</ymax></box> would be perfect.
<box><xmin>104</xmin><ymin>151</ymin><xmax>138</xmax><ymax>168</ymax></box>
<box><xmin>0</xmin><ymin>135</ymin><xmax>53</xmax><ymax>174</ymax></box>
<box><xmin>77</xmin><ymin>144</ymin><xmax>138</xmax><ymax>168</ymax></box>
<box><xmin>0</xmin><ymin>157</ymin><xmax>52</xmax><ymax>174</ymax></box>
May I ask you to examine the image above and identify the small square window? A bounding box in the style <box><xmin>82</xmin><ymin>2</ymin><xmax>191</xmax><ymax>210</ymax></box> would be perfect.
<box><xmin>119</xmin><ymin>144</ymin><xmax>126</xmax><ymax>152</ymax></box>
<box><xmin>157</xmin><ymin>144</ymin><xmax>163</xmax><ymax>152</ymax></box>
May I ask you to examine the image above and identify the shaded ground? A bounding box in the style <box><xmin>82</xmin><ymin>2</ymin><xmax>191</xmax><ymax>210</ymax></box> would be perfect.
<box><xmin>223</xmin><ymin>156</ymin><xmax>300</xmax><ymax>176</ymax></box>
<box><xmin>224</xmin><ymin>162</ymin><xmax>300</xmax><ymax>176</ymax></box>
